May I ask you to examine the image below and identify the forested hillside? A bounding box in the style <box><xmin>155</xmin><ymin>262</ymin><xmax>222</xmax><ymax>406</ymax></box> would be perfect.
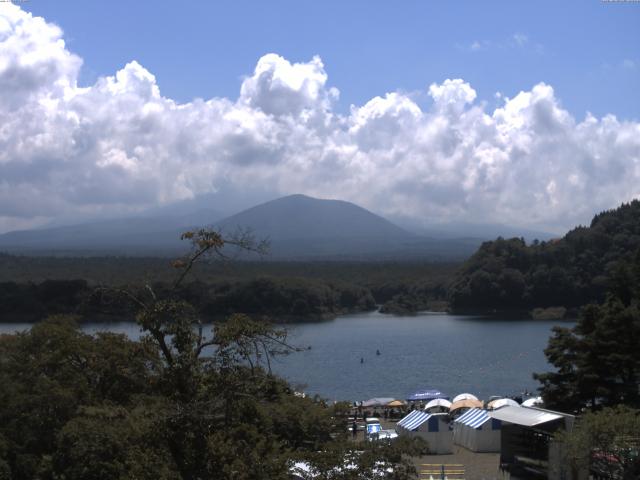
<box><xmin>0</xmin><ymin>277</ymin><xmax>376</xmax><ymax>323</ymax></box>
<box><xmin>0</xmin><ymin>255</ymin><xmax>456</xmax><ymax>321</ymax></box>
<box><xmin>448</xmin><ymin>200</ymin><xmax>640</xmax><ymax>312</ymax></box>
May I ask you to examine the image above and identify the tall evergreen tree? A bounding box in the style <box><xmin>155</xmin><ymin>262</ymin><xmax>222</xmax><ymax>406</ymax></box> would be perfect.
<box><xmin>535</xmin><ymin>249</ymin><xmax>640</xmax><ymax>411</ymax></box>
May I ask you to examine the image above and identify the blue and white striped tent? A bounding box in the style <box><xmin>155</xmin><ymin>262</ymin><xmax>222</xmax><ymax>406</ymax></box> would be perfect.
<box><xmin>453</xmin><ymin>408</ymin><xmax>501</xmax><ymax>452</ymax></box>
<box><xmin>397</xmin><ymin>410</ymin><xmax>431</xmax><ymax>431</ymax></box>
<box><xmin>455</xmin><ymin>408</ymin><xmax>490</xmax><ymax>429</ymax></box>
<box><xmin>396</xmin><ymin>411</ymin><xmax>452</xmax><ymax>454</ymax></box>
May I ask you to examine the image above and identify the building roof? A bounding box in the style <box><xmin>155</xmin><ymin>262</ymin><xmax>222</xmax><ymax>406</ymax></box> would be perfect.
<box><xmin>488</xmin><ymin>406</ymin><xmax>567</xmax><ymax>427</ymax></box>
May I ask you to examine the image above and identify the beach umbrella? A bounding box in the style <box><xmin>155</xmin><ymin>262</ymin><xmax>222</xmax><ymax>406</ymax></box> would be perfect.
<box><xmin>487</xmin><ymin>398</ymin><xmax>520</xmax><ymax>410</ymax></box>
<box><xmin>450</xmin><ymin>399</ymin><xmax>483</xmax><ymax>411</ymax></box>
<box><xmin>424</xmin><ymin>398</ymin><xmax>452</xmax><ymax>410</ymax></box>
<box><xmin>386</xmin><ymin>400</ymin><xmax>406</xmax><ymax>407</ymax></box>
<box><xmin>406</xmin><ymin>389</ymin><xmax>447</xmax><ymax>402</ymax></box>
<box><xmin>452</xmin><ymin>393</ymin><xmax>479</xmax><ymax>403</ymax></box>
<box><xmin>522</xmin><ymin>397</ymin><xmax>544</xmax><ymax>407</ymax></box>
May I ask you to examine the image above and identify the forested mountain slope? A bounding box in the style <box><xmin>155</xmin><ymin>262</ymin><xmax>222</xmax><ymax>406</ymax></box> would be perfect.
<box><xmin>448</xmin><ymin>200</ymin><xmax>640</xmax><ymax>311</ymax></box>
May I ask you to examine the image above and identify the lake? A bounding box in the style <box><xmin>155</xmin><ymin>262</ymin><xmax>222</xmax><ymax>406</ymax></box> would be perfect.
<box><xmin>0</xmin><ymin>311</ymin><xmax>563</xmax><ymax>402</ymax></box>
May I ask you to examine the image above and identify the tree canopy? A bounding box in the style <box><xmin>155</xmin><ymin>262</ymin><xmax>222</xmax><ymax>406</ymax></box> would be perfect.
<box><xmin>534</xmin><ymin>249</ymin><xmax>640</xmax><ymax>412</ymax></box>
<box><xmin>558</xmin><ymin>406</ymin><xmax>640</xmax><ymax>480</ymax></box>
<box><xmin>449</xmin><ymin>200</ymin><xmax>640</xmax><ymax>312</ymax></box>
<box><xmin>0</xmin><ymin>229</ymin><xmax>426</xmax><ymax>480</ymax></box>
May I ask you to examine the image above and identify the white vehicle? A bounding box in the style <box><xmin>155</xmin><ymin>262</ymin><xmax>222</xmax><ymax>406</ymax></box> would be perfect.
<box><xmin>368</xmin><ymin>429</ymin><xmax>398</xmax><ymax>441</ymax></box>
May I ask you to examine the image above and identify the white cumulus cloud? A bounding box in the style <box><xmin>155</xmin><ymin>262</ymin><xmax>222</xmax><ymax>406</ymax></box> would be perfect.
<box><xmin>1</xmin><ymin>3</ymin><xmax>640</xmax><ymax>235</ymax></box>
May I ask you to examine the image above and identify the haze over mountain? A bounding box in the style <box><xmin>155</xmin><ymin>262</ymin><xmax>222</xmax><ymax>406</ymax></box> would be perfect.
<box><xmin>0</xmin><ymin>194</ymin><xmax>488</xmax><ymax>260</ymax></box>
<box><xmin>0</xmin><ymin>210</ymin><xmax>222</xmax><ymax>256</ymax></box>
<box><xmin>389</xmin><ymin>218</ymin><xmax>556</xmax><ymax>243</ymax></box>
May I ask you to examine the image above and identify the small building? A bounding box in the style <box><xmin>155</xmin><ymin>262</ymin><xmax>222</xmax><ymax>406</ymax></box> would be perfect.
<box><xmin>395</xmin><ymin>411</ymin><xmax>453</xmax><ymax>454</ymax></box>
<box><xmin>453</xmin><ymin>408</ymin><xmax>502</xmax><ymax>452</ymax></box>
<box><xmin>489</xmin><ymin>406</ymin><xmax>575</xmax><ymax>480</ymax></box>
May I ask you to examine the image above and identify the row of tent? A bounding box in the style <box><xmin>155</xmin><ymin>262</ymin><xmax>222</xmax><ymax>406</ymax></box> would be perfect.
<box><xmin>395</xmin><ymin>402</ymin><xmax>567</xmax><ymax>455</ymax></box>
<box><xmin>423</xmin><ymin>396</ymin><xmax>541</xmax><ymax>412</ymax></box>
<box><xmin>360</xmin><ymin>393</ymin><xmax>543</xmax><ymax>411</ymax></box>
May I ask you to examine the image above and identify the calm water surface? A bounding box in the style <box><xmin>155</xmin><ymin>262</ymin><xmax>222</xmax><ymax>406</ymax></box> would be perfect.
<box><xmin>0</xmin><ymin>311</ymin><xmax>562</xmax><ymax>402</ymax></box>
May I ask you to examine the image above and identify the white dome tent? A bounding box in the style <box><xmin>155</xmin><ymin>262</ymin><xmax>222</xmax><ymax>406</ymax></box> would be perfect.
<box><xmin>521</xmin><ymin>397</ymin><xmax>544</xmax><ymax>407</ymax></box>
<box><xmin>487</xmin><ymin>398</ymin><xmax>520</xmax><ymax>410</ymax></box>
<box><xmin>452</xmin><ymin>393</ymin><xmax>479</xmax><ymax>403</ymax></box>
<box><xmin>424</xmin><ymin>398</ymin><xmax>452</xmax><ymax>412</ymax></box>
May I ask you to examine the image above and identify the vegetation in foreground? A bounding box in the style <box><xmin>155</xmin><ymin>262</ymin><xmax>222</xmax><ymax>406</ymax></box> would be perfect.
<box><xmin>0</xmin><ymin>229</ymin><xmax>429</xmax><ymax>480</ymax></box>
<box><xmin>535</xmin><ymin>248</ymin><xmax>640</xmax><ymax>413</ymax></box>
<box><xmin>534</xmin><ymin>248</ymin><xmax>640</xmax><ymax>477</ymax></box>
<box><xmin>558</xmin><ymin>406</ymin><xmax>640</xmax><ymax>480</ymax></box>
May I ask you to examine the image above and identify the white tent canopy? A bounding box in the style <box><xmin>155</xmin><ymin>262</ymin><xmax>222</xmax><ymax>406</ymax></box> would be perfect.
<box><xmin>361</xmin><ymin>397</ymin><xmax>396</xmax><ymax>407</ymax></box>
<box><xmin>487</xmin><ymin>398</ymin><xmax>520</xmax><ymax>410</ymax></box>
<box><xmin>424</xmin><ymin>398</ymin><xmax>452</xmax><ymax>410</ymax></box>
<box><xmin>521</xmin><ymin>397</ymin><xmax>544</xmax><ymax>407</ymax></box>
<box><xmin>452</xmin><ymin>393</ymin><xmax>479</xmax><ymax>403</ymax></box>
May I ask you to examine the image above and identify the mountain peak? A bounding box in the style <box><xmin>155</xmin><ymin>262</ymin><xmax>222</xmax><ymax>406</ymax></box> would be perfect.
<box><xmin>216</xmin><ymin>194</ymin><xmax>410</xmax><ymax>241</ymax></box>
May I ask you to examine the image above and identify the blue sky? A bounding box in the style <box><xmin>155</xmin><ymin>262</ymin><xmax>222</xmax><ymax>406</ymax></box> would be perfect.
<box><xmin>24</xmin><ymin>0</ymin><xmax>640</xmax><ymax>119</ymax></box>
<box><xmin>1</xmin><ymin>1</ymin><xmax>639</xmax><ymax>234</ymax></box>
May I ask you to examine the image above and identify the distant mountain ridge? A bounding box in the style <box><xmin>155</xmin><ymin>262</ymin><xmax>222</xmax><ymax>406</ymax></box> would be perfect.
<box><xmin>0</xmin><ymin>194</ymin><xmax>487</xmax><ymax>260</ymax></box>
<box><xmin>0</xmin><ymin>210</ymin><xmax>222</xmax><ymax>255</ymax></box>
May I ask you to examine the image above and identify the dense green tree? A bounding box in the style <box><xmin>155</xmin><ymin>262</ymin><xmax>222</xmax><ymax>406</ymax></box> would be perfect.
<box><xmin>0</xmin><ymin>433</ymin><xmax>10</xmax><ymax>480</ymax></box>
<box><xmin>0</xmin><ymin>315</ymin><xmax>162</xmax><ymax>479</ymax></box>
<box><xmin>53</xmin><ymin>405</ymin><xmax>177</xmax><ymax>480</ymax></box>
<box><xmin>534</xmin><ymin>249</ymin><xmax>640</xmax><ymax>411</ymax></box>
<box><xmin>449</xmin><ymin>200</ymin><xmax>640</xmax><ymax>312</ymax></box>
<box><xmin>558</xmin><ymin>406</ymin><xmax>640</xmax><ymax>480</ymax></box>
